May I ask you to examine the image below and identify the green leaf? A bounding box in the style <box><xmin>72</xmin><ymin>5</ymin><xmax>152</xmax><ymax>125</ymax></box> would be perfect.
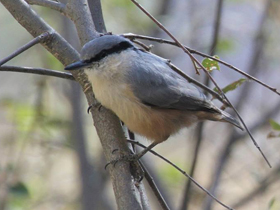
<box><xmin>269</xmin><ymin>119</ymin><xmax>280</xmax><ymax>131</ymax></box>
<box><xmin>9</xmin><ymin>182</ymin><xmax>29</xmax><ymax>197</ymax></box>
<box><xmin>202</xmin><ymin>55</ymin><xmax>220</xmax><ymax>72</ymax></box>
<box><xmin>214</xmin><ymin>78</ymin><xmax>247</xmax><ymax>94</ymax></box>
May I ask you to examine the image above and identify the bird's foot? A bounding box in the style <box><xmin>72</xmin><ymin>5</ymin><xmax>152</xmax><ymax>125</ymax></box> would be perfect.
<box><xmin>104</xmin><ymin>153</ymin><xmax>140</xmax><ymax>169</ymax></box>
<box><xmin>105</xmin><ymin>151</ymin><xmax>144</xmax><ymax>182</ymax></box>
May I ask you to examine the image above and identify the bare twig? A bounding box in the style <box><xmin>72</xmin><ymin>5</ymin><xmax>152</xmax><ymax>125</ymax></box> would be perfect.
<box><xmin>130</xmin><ymin>0</ymin><xmax>271</xmax><ymax>168</ymax></box>
<box><xmin>206</xmin><ymin>69</ymin><xmax>271</xmax><ymax>167</ymax></box>
<box><xmin>184</xmin><ymin>1</ymin><xmax>224</xmax><ymax>209</ymax></box>
<box><xmin>26</xmin><ymin>0</ymin><xmax>66</xmax><ymax>15</ymax></box>
<box><xmin>131</xmin><ymin>39</ymin><xmax>152</xmax><ymax>51</ymax></box>
<box><xmin>0</xmin><ymin>0</ymin><xmax>143</xmax><ymax>209</ymax></box>
<box><xmin>138</xmin><ymin>160</ymin><xmax>170</xmax><ymax>210</ymax></box>
<box><xmin>123</xmin><ymin>33</ymin><xmax>280</xmax><ymax>96</ymax></box>
<box><xmin>127</xmin><ymin>140</ymin><xmax>235</xmax><ymax>210</ymax></box>
<box><xmin>130</xmin><ymin>0</ymin><xmax>200</xmax><ymax>75</ymax></box>
<box><xmin>0</xmin><ymin>65</ymin><xmax>75</xmax><ymax>80</ymax></box>
<box><xmin>127</xmin><ymin>131</ymin><xmax>170</xmax><ymax>210</ymax></box>
<box><xmin>168</xmin><ymin>63</ymin><xmax>230</xmax><ymax>107</ymax></box>
<box><xmin>181</xmin><ymin>1</ymin><xmax>224</xmax><ymax>209</ymax></box>
<box><xmin>0</xmin><ymin>32</ymin><xmax>50</xmax><ymax>66</ymax></box>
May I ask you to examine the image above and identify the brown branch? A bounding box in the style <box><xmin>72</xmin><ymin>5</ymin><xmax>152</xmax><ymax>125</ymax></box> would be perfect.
<box><xmin>131</xmin><ymin>39</ymin><xmax>152</xmax><ymax>52</ymax></box>
<box><xmin>1</xmin><ymin>0</ymin><xmax>145</xmax><ymax>209</ymax></box>
<box><xmin>168</xmin><ymin>63</ymin><xmax>230</xmax><ymax>107</ymax></box>
<box><xmin>126</xmin><ymin>35</ymin><xmax>230</xmax><ymax>106</ymax></box>
<box><xmin>129</xmin><ymin>0</ymin><xmax>271</xmax><ymax>168</ymax></box>
<box><xmin>0</xmin><ymin>65</ymin><xmax>75</xmax><ymax>80</ymax></box>
<box><xmin>204</xmin><ymin>101</ymin><xmax>280</xmax><ymax>210</ymax></box>
<box><xmin>127</xmin><ymin>140</ymin><xmax>235</xmax><ymax>210</ymax></box>
<box><xmin>130</xmin><ymin>0</ymin><xmax>200</xmax><ymax>75</ymax></box>
<box><xmin>181</xmin><ymin>1</ymin><xmax>224</xmax><ymax>209</ymax></box>
<box><xmin>138</xmin><ymin>160</ymin><xmax>170</xmax><ymax>210</ymax></box>
<box><xmin>26</xmin><ymin>0</ymin><xmax>66</xmax><ymax>15</ymax></box>
<box><xmin>123</xmin><ymin>33</ymin><xmax>280</xmax><ymax>96</ymax></box>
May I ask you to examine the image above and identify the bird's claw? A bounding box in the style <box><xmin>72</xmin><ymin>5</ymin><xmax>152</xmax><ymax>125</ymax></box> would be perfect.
<box><xmin>87</xmin><ymin>105</ymin><xmax>93</xmax><ymax>114</ymax></box>
<box><xmin>87</xmin><ymin>103</ymin><xmax>103</xmax><ymax>114</ymax></box>
<box><xmin>104</xmin><ymin>152</ymin><xmax>144</xmax><ymax>183</ymax></box>
<box><xmin>104</xmin><ymin>154</ymin><xmax>139</xmax><ymax>170</ymax></box>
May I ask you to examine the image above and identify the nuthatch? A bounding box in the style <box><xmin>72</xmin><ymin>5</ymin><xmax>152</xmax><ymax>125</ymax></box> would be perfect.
<box><xmin>65</xmin><ymin>35</ymin><xmax>242</xmax><ymax>157</ymax></box>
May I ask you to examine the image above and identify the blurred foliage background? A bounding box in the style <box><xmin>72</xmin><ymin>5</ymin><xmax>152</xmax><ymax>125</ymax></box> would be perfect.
<box><xmin>0</xmin><ymin>0</ymin><xmax>280</xmax><ymax>210</ymax></box>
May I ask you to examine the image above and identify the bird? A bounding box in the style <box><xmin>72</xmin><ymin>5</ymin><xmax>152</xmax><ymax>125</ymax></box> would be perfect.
<box><xmin>65</xmin><ymin>34</ymin><xmax>242</xmax><ymax>159</ymax></box>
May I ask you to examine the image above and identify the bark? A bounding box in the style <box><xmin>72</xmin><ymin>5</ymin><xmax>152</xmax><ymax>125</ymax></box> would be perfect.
<box><xmin>0</xmin><ymin>0</ymin><xmax>146</xmax><ymax>209</ymax></box>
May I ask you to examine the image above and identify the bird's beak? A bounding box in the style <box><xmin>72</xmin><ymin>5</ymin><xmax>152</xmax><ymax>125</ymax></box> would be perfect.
<box><xmin>65</xmin><ymin>61</ymin><xmax>90</xmax><ymax>70</ymax></box>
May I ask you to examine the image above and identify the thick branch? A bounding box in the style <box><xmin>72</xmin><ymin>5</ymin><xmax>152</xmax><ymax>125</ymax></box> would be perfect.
<box><xmin>26</xmin><ymin>0</ymin><xmax>66</xmax><ymax>15</ymax></box>
<box><xmin>87</xmin><ymin>0</ymin><xmax>106</xmax><ymax>33</ymax></box>
<box><xmin>65</xmin><ymin>0</ymin><xmax>99</xmax><ymax>44</ymax></box>
<box><xmin>1</xmin><ymin>1</ymin><xmax>144</xmax><ymax>209</ymax></box>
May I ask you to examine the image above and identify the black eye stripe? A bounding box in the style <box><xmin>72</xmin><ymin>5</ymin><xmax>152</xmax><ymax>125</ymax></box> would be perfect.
<box><xmin>84</xmin><ymin>41</ymin><xmax>134</xmax><ymax>63</ymax></box>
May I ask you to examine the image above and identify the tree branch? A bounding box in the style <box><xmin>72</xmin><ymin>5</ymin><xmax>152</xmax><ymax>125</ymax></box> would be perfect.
<box><xmin>180</xmin><ymin>1</ymin><xmax>224</xmax><ymax>209</ymax></box>
<box><xmin>26</xmin><ymin>0</ymin><xmax>66</xmax><ymax>15</ymax></box>
<box><xmin>127</xmin><ymin>140</ymin><xmax>234</xmax><ymax>210</ymax></box>
<box><xmin>0</xmin><ymin>32</ymin><xmax>50</xmax><ymax>66</ymax></box>
<box><xmin>204</xmin><ymin>1</ymin><xmax>274</xmax><ymax>208</ymax></box>
<box><xmin>168</xmin><ymin>63</ymin><xmax>230</xmax><ymax>107</ymax></box>
<box><xmin>87</xmin><ymin>0</ymin><xmax>106</xmax><ymax>33</ymax></box>
<box><xmin>123</xmin><ymin>33</ymin><xmax>280</xmax><ymax>96</ymax></box>
<box><xmin>138</xmin><ymin>160</ymin><xmax>170</xmax><ymax>210</ymax></box>
<box><xmin>0</xmin><ymin>65</ymin><xmax>74</xmax><ymax>80</ymax></box>
<box><xmin>1</xmin><ymin>0</ymin><xmax>144</xmax><ymax>209</ymax></box>
<box><xmin>129</xmin><ymin>0</ymin><xmax>271</xmax><ymax>168</ymax></box>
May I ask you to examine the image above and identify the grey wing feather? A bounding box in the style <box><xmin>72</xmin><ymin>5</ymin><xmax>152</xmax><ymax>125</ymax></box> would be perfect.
<box><xmin>127</xmin><ymin>50</ymin><xmax>217</xmax><ymax>112</ymax></box>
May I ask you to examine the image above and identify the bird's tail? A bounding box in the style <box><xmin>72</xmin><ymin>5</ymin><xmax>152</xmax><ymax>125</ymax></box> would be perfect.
<box><xmin>220</xmin><ymin>110</ymin><xmax>243</xmax><ymax>130</ymax></box>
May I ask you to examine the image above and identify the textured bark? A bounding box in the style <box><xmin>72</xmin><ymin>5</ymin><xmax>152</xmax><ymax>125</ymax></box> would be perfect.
<box><xmin>0</xmin><ymin>0</ymin><xmax>145</xmax><ymax>209</ymax></box>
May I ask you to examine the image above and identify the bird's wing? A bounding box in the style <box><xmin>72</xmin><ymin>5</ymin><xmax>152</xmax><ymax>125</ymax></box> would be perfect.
<box><xmin>127</xmin><ymin>51</ymin><xmax>217</xmax><ymax>112</ymax></box>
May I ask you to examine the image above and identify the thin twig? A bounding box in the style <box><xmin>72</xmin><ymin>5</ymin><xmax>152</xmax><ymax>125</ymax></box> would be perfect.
<box><xmin>0</xmin><ymin>32</ymin><xmax>50</xmax><ymax>66</ymax></box>
<box><xmin>123</xmin><ymin>33</ymin><xmax>280</xmax><ymax>96</ymax></box>
<box><xmin>127</xmin><ymin>140</ymin><xmax>234</xmax><ymax>210</ymax></box>
<box><xmin>130</xmin><ymin>36</ymin><xmax>230</xmax><ymax>106</ymax></box>
<box><xmin>182</xmin><ymin>1</ymin><xmax>224</xmax><ymax>210</ymax></box>
<box><xmin>138</xmin><ymin>160</ymin><xmax>170</xmax><ymax>210</ymax></box>
<box><xmin>130</xmin><ymin>0</ymin><xmax>200</xmax><ymax>75</ymax></box>
<box><xmin>205</xmin><ymin>70</ymin><xmax>271</xmax><ymax>167</ymax></box>
<box><xmin>128</xmin><ymin>132</ymin><xmax>170</xmax><ymax>209</ymax></box>
<box><xmin>131</xmin><ymin>39</ymin><xmax>152</xmax><ymax>51</ymax></box>
<box><xmin>168</xmin><ymin>63</ymin><xmax>230</xmax><ymax>107</ymax></box>
<box><xmin>26</xmin><ymin>0</ymin><xmax>66</xmax><ymax>15</ymax></box>
<box><xmin>0</xmin><ymin>65</ymin><xmax>75</xmax><ymax>80</ymax></box>
<box><xmin>129</xmin><ymin>0</ymin><xmax>271</xmax><ymax>168</ymax></box>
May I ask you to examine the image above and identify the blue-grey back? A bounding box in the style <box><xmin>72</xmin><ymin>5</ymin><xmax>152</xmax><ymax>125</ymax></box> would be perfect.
<box><xmin>126</xmin><ymin>49</ymin><xmax>217</xmax><ymax>112</ymax></box>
